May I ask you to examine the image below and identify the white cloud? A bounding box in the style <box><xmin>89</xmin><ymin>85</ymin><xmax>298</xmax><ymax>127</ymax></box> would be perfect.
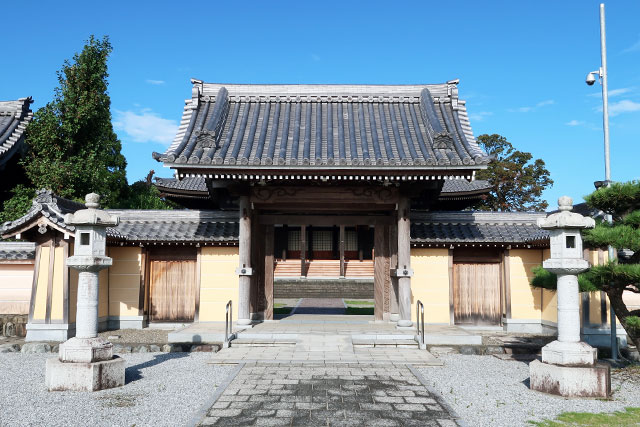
<box><xmin>608</xmin><ymin>99</ymin><xmax>640</xmax><ymax>116</ymax></box>
<box><xmin>588</xmin><ymin>87</ymin><xmax>633</xmax><ymax>98</ymax></box>
<box><xmin>536</xmin><ymin>99</ymin><xmax>554</xmax><ymax>107</ymax></box>
<box><xmin>622</xmin><ymin>37</ymin><xmax>640</xmax><ymax>53</ymax></box>
<box><xmin>565</xmin><ymin>120</ymin><xmax>584</xmax><ymax>126</ymax></box>
<box><xmin>468</xmin><ymin>111</ymin><xmax>493</xmax><ymax>121</ymax></box>
<box><xmin>145</xmin><ymin>79</ymin><xmax>165</xmax><ymax>85</ymax></box>
<box><xmin>508</xmin><ymin>100</ymin><xmax>554</xmax><ymax>113</ymax></box>
<box><xmin>113</xmin><ymin>109</ymin><xmax>178</xmax><ymax>145</ymax></box>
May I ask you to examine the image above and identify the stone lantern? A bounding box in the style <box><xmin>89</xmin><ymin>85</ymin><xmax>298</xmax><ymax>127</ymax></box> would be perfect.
<box><xmin>529</xmin><ymin>196</ymin><xmax>610</xmax><ymax>397</ymax></box>
<box><xmin>45</xmin><ymin>193</ymin><xmax>125</xmax><ymax>391</ymax></box>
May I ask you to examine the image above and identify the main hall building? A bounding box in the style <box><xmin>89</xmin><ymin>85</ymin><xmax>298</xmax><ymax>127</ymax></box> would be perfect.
<box><xmin>0</xmin><ymin>80</ymin><xmax>619</xmax><ymax>345</ymax></box>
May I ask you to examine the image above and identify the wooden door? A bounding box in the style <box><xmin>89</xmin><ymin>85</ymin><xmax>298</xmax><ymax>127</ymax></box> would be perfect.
<box><xmin>150</xmin><ymin>260</ymin><xmax>197</xmax><ymax>322</ymax></box>
<box><xmin>453</xmin><ymin>263</ymin><xmax>501</xmax><ymax>325</ymax></box>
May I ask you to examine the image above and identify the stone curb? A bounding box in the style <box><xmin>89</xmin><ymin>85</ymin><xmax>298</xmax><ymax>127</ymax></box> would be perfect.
<box><xmin>187</xmin><ymin>362</ymin><xmax>244</xmax><ymax>427</ymax></box>
<box><xmin>0</xmin><ymin>342</ymin><xmax>221</xmax><ymax>354</ymax></box>
<box><xmin>408</xmin><ymin>364</ymin><xmax>468</xmax><ymax>427</ymax></box>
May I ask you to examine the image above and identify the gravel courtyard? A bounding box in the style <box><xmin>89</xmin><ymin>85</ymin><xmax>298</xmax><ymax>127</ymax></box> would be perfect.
<box><xmin>419</xmin><ymin>355</ymin><xmax>640</xmax><ymax>427</ymax></box>
<box><xmin>2</xmin><ymin>352</ymin><xmax>640</xmax><ymax>426</ymax></box>
<box><xmin>0</xmin><ymin>352</ymin><xmax>233</xmax><ymax>427</ymax></box>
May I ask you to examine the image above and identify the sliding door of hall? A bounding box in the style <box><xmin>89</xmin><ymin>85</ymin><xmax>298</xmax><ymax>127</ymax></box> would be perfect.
<box><xmin>453</xmin><ymin>249</ymin><xmax>502</xmax><ymax>325</ymax></box>
<box><xmin>149</xmin><ymin>248</ymin><xmax>197</xmax><ymax>322</ymax></box>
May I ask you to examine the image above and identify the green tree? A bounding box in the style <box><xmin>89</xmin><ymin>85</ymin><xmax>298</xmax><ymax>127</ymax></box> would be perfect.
<box><xmin>21</xmin><ymin>35</ymin><xmax>127</xmax><ymax>208</ymax></box>
<box><xmin>0</xmin><ymin>185</ymin><xmax>36</xmax><ymax>223</ymax></box>
<box><xmin>531</xmin><ymin>181</ymin><xmax>640</xmax><ymax>349</ymax></box>
<box><xmin>116</xmin><ymin>171</ymin><xmax>176</xmax><ymax>210</ymax></box>
<box><xmin>474</xmin><ymin>134</ymin><xmax>553</xmax><ymax>212</ymax></box>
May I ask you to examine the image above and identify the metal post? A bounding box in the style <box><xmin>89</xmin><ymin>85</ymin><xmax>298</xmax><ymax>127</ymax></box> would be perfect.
<box><xmin>599</xmin><ymin>3</ymin><xmax>617</xmax><ymax>360</ymax></box>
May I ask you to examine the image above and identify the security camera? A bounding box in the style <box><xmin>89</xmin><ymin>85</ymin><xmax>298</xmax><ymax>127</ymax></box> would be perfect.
<box><xmin>586</xmin><ymin>72</ymin><xmax>597</xmax><ymax>86</ymax></box>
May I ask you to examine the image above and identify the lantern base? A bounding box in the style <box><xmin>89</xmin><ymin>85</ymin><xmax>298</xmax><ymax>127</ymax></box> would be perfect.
<box><xmin>59</xmin><ymin>337</ymin><xmax>113</xmax><ymax>363</ymax></box>
<box><xmin>541</xmin><ymin>340</ymin><xmax>597</xmax><ymax>366</ymax></box>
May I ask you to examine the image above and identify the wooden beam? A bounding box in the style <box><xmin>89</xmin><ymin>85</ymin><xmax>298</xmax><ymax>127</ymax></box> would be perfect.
<box><xmin>259</xmin><ymin>214</ymin><xmax>393</xmax><ymax>226</ymax></box>
<box><xmin>138</xmin><ymin>247</ymin><xmax>147</xmax><ymax>317</ymax></box>
<box><xmin>389</xmin><ymin>220</ymin><xmax>398</xmax><ymax>318</ymax></box>
<box><xmin>265</xmin><ymin>226</ymin><xmax>275</xmax><ymax>321</ymax></box>
<box><xmin>194</xmin><ymin>247</ymin><xmax>201</xmax><ymax>322</ymax></box>
<box><xmin>251</xmin><ymin>186</ymin><xmax>399</xmax><ymax>206</ymax></box>
<box><xmin>448</xmin><ymin>248</ymin><xmax>454</xmax><ymax>325</ymax></box>
<box><xmin>28</xmin><ymin>245</ymin><xmax>42</xmax><ymax>324</ymax></box>
<box><xmin>45</xmin><ymin>238</ymin><xmax>55</xmax><ymax>324</ymax></box>
<box><xmin>374</xmin><ymin>224</ymin><xmax>387</xmax><ymax>321</ymax></box>
<box><xmin>62</xmin><ymin>240</ymin><xmax>69</xmax><ymax>324</ymax></box>
<box><xmin>504</xmin><ymin>249</ymin><xmax>512</xmax><ymax>320</ymax></box>
<box><xmin>339</xmin><ymin>225</ymin><xmax>345</xmax><ymax>277</ymax></box>
<box><xmin>300</xmin><ymin>225</ymin><xmax>306</xmax><ymax>277</ymax></box>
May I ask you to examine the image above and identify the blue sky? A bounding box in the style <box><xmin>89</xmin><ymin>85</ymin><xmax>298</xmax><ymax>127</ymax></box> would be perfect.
<box><xmin>2</xmin><ymin>1</ymin><xmax>639</xmax><ymax>208</ymax></box>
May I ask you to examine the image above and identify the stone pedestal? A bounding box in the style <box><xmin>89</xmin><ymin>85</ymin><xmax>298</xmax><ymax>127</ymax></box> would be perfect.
<box><xmin>58</xmin><ymin>337</ymin><xmax>114</xmax><ymax>363</ymax></box>
<box><xmin>530</xmin><ymin>360</ymin><xmax>610</xmax><ymax>398</ymax></box>
<box><xmin>46</xmin><ymin>357</ymin><xmax>125</xmax><ymax>392</ymax></box>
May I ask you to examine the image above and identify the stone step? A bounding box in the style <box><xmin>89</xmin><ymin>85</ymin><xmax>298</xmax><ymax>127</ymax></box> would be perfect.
<box><xmin>352</xmin><ymin>338</ymin><xmax>419</xmax><ymax>348</ymax></box>
<box><xmin>231</xmin><ymin>338</ymin><xmax>297</xmax><ymax>347</ymax></box>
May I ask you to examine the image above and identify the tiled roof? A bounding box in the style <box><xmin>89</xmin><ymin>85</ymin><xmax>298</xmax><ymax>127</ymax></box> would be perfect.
<box><xmin>153</xmin><ymin>80</ymin><xmax>490</xmax><ymax>170</ymax></box>
<box><xmin>440</xmin><ymin>179</ymin><xmax>491</xmax><ymax>195</ymax></box>
<box><xmin>106</xmin><ymin>210</ymin><xmax>238</xmax><ymax>242</ymax></box>
<box><xmin>152</xmin><ymin>176</ymin><xmax>491</xmax><ymax>200</ymax></box>
<box><xmin>0</xmin><ymin>98</ymin><xmax>33</xmax><ymax>168</ymax></box>
<box><xmin>2</xmin><ymin>192</ymin><xmax>548</xmax><ymax>246</ymax></box>
<box><xmin>155</xmin><ymin>176</ymin><xmax>207</xmax><ymax>193</ymax></box>
<box><xmin>411</xmin><ymin>211</ymin><xmax>549</xmax><ymax>245</ymax></box>
<box><xmin>0</xmin><ymin>242</ymin><xmax>36</xmax><ymax>261</ymax></box>
<box><xmin>0</xmin><ymin>189</ymin><xmax>85</xmax><ymax>238</ymax></box>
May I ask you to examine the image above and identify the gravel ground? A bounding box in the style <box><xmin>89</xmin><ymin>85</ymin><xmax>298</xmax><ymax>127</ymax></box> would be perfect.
<box><xmin>0</xmin><ymin>352</ymin><xmax>233</xmax><ymax>427</ymax></box>
<box><xmin>97</xmin><ymin>328</ymin><xmax>170</xmax><ymax>344</ymax></box>
<box><xmin>418</xmin><ymin>354</ymin><xmax>640</xmax><ymax>426</ymax></box>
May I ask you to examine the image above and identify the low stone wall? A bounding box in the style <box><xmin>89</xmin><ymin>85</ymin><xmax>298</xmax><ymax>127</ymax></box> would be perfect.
<box><xmin>274</xmin><ymin>279</ymin><xmax>374</xmax><ymax>299</ymax></box>
<box><xmin>0</xmin><ymin>314</ymin><xmax>27</xmax><ymax>338</ymax></box>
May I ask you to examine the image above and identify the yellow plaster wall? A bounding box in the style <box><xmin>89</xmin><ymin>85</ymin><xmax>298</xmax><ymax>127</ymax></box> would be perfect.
<box><xmin>0</xmin><ymin>263</ymin><xmax>34</xmax><ymax>314</ymax></box>
<box><xmin>410</xmin><ymin>248</ymin><xmax>450</xmax><ymax>324</ymax></box>
<box><xmin>99</xmin><ymin>268</ymin><xmax>109</xmax><ymax>318</ymax></box>
<box><xmin>509</xmin><ymin>249</ymin><xmax>543</xmax><ymax>320</ymax></box>
<box><xmin>199</xmin><ymin>246</ymin><xmax>239</xmax><ymax>322</ymax></box>
<box><xmin>49</xmin><ymin>246</ymin><xmax>65</xmax><ymax>321</ymax></box>
<box><xmin>69</xmin><ymin>269</ymin><xmax>78</xmax><ymax>324</ymax></box>
<box><xmin>32</xmin><ymin>246</ymin><xmax>50</xmax><ymax>321</ymax></box>
<box><xmin>108</xmin><ymin>247</ymin><xmax>142</xmax><ymax>317</ymax></box>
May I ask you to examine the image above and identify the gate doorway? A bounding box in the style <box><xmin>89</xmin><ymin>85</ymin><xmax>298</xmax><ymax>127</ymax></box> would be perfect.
<box><xmin>452</xmin><ymin>249</ymin><xmax>502</xmax><ymax>325</ymax></box>
<box><xmin>149</xmin><ymin>248</ymin><xmax>197</xmax><ymax>322</ymax></box>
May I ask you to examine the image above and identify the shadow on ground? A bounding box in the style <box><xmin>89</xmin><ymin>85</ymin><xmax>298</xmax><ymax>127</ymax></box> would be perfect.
<box><xmin>125</xmin><ymin>353</ymin><xmax>189</xmax><ymax>384</ymax></box>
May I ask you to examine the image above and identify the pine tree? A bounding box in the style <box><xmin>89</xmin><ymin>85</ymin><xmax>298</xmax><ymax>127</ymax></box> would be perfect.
<box><xmin>474</xmin><ymin>134</ymin><xmax>553</xmax><ymax>211</ymax></box>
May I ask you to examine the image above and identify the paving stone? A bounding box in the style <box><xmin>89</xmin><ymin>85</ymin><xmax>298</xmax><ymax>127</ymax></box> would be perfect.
<box><xmin>197</xmin><ymin>361</ymin><xmax>457</xmax><ymax>426</ymax></box>
<box><xmin>393</xmin><ymin>403</ymin><xmax>427</xmax><ymax>412</ymax></box>
<box><xmin>359</xmin><ymin>402</ymin><xmax>393</xmax><ymax>411</ymax></box>
<box><xmin>207</xmin><ymin>408</ymin><xmax>242</xmax><ymax>417</ymax></box>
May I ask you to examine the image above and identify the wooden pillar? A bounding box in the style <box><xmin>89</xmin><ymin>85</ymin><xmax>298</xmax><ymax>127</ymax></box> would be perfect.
<box><xmin>389</xmin><ymin>221</ymin><xmax>399</xmax><ymax>321</ymax></box>
<box><xmin>504</xmin><ymin>248</ymin><xmax>512</xmax><ymax>320</ymax></box>
<box><xmin>339</xmin><ymin>225</ymin><xmax>345</xmax><ymax>277</ymax></box>
<box><xmin>374</xmin><ymin>224</ymin><xmax>388</xmax><ymax>321</ymax></box>
<box><xmin>237</xmin><ymin>196</ymin><xmax>252</xmax><ymax>325</ymax></box>
<box><xmin>397</xmin><ymin>197</ymin><xmax>413</xmax><ymax>327</ymax></box>
<box><xmin>251</xmin><ymin>217</ymin><xmax>265</xmax><ymax>318</ymax></box>
<box><xmin>300</xmin><ymin>225</ymin><xmax>306</xmax><ymax>277</ymax></box>
<box><xmin>264</xmin><ymin>226</ymin><xmax>275</xmax><ymax>320</ymax></box>
<box><xmin>448</xmin><ymin>248</ymin><xmax>454</xmax><ymax>325</ymax></box>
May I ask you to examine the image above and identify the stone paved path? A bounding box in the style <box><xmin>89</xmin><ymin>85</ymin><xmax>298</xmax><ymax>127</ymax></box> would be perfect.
<box><xmin>197</xmin><ymin>363</ymin><xmax>458</xmax><ymax>426</ymax></box>
<box><xmin>294</xmin><ymin>298</ymin><xmax>347</xmax><ymax>315</ymax></box>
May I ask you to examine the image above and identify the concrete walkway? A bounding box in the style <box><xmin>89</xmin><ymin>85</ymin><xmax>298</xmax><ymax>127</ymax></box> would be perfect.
<box><xmin>195</xmin><ymin>363</ymin><xmax>460</xmax><ymax>426</ymax></box>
